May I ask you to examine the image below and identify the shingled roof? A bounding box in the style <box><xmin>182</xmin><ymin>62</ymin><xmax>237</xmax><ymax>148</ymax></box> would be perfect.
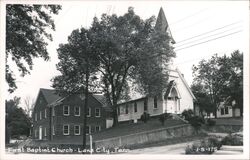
<box><xmin>40</xmin><ymin>88</ymin><xmax>61</xmax><ymax>105</ymax></box>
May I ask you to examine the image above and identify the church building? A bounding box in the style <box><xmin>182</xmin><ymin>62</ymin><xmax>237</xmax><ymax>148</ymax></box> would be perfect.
<box><xmin>116</xmin><ymin>8</ymin><xmax>196</xmax><ymax>122</ymax></box>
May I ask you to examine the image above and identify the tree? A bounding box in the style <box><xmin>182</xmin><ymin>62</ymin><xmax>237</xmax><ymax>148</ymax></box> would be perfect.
<box><xmin>6</xmin><ymin>97</ymin><xmax>31</xmax><ymax>140</ymax></box>
<box><xmin>52</xmin><ymin>28</ymin><xmax>100</xmax><ymax>150</ymax></box>
<box><xmin>52</xmin><ymin>7</ymin><xmax>175</xmax><ymax>127</ymax></box>
<box><xmin>218</xmin><ymin>50</ymin><xmax>243</xmax><ymax>116</ymax></box>
<box><xmin>192</xmin><ymin>54</ymin><xmax>225</xmax><ymax>118</ymax></box>
<box><xmin>90</xmin><ymin>7</ymin><xmax>175</xmax><ymax>125</ymax></box>
<box><xmin>192</xmin><ymin>51</ymin><xmax>243</xmax><ymax>117</ymax></box>
<box><xmin>191</xmin><ymin>83</ymin><xmax>214</xmax><ymax>117</ymax></box>
<box><xmin>6</xmin><ymin>4</ymin><xmax>61</xmax><ymax>93</ymax></box>
<box><xmin>23</xmin><ymin>96</ymin><xmax>35</xmax><ymax>118</ymax></box>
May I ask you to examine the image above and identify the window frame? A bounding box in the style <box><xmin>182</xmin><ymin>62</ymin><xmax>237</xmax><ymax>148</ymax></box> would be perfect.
<box><xmin>225</xmin><ymin>106</ymin><xmax>229</xmax><ymax>114</ymax></box>
<box><xmin>125</xmin><ymin>104</ymin><xmax>129</xmax><ymax>114</ymax></box>
<box><xmin>40</xmin><ymin>111</ymin><xmax>42</xmax><ymax>120</ymax></box>
<box><xmin>35</xmin><ymin>113</ymin><xmax>37</xmax><ymax>121</ymax></box>
<box><xmin>134</xmin><ymin>102</ymin><xmax>137</xmax><ymax>113</ymax></box>
<box><xmin>44</xmin><ymin>127</ymin><xmax>47</xmax><ymax>137</ymax></box>
<box><xmin>154</xmin><ymin>96</ymin><xmax>158</xmax><ymax>109</ymax></box>
<box><xmin>95</xmin><ymin>126</ymin><xmax>101</xmax><ymax>132</ymax></box>
<box><xmin>63</xmin><ymin>124</ymin><xmax>70</xmax><ymax>135</ymax></box>
<box><xmin>87</xmin><ymin>108</ymin><xmax>91</xmax><ymax>117</ymax></box>
<box><xmin>95</xmin><ymin>108</ymin><xmax>101</xmax><ymax>117</ymax></box>
<box><xmin>74</xmin><ymin>106</ymin><xmax>80</xmax><ymax>116</ymax></box>
<box><xmin>74</xmin><ymin>125</ymin><xmax>80</xmax><ymax>135</ymax></box>
<box><xmin>63</xmin><ymin>105</ymin><xmax>70</xmax><ymax>116</ymax></box>
<box><xmin>44</xmin><ymin>109</ymin><xmax>47</xmax><ymax>118</ymax></box>
<box><xmin>221</xmin><ymin>108</ymin><xmax>225</xmax><ymax>115</ymax></box>
<box><xmin>86</xmin><ymin>125</ymin><xmax>91</xmax><ymax>135</ymax></box>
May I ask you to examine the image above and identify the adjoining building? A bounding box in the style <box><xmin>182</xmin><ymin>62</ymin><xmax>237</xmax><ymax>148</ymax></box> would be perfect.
<box><xmin>32</xmin><ymin>88</ymin><xmax>112</xmax><ymax>142</ymax></box>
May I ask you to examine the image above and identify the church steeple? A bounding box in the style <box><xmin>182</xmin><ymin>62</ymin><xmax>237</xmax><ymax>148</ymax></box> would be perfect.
<box><xmin>155</xmin><ymin>7</ymin><xmax>175</xmax><ymax>44</ymax></box>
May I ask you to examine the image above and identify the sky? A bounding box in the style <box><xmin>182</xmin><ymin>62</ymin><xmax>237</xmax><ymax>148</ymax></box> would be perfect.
<box><xmin>2</xmin><ymin>1</ymin><xmax>249</xmax><ymax>108</ymax></box>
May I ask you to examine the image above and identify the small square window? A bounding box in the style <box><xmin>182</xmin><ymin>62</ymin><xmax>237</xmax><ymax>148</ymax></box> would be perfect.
<box><xmin>63</xmin><ymin>125</ymin><xmax>69</xmax><ymax>135</ymax></box>
<box><xmin>74</xmin><ymin>106</ymin><xmax>80</xmax><ymax>116</ymax></box>
<box><xmin>95</xmin><ymin>126</ymin><xmax>101</xmax><ymax>132</ymax></box>
<box><xmin>95</xmin><ymin>108</ymin><xmax>100</xmax><ymax>117</ymax></box>
<box><xmin>63</xmin><ymin>105</ymin><xmax>70</xmax><ymax>116</ymax></box>
<box><xmin>74</xmin><ymin>125</ymin><xmax>80</xmax><ymax>135</ymax></box>
<box><xmin>87</xmin><ymin>108</ymin><xmax>91</xmax><ymax>117</ymax></box>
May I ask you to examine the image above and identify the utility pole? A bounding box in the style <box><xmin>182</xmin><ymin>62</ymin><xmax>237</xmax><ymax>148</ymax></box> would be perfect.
<box><xmin>82</xmin><ymin>59</ymin><xmax>89</xmax><ymax>151</ymax></box>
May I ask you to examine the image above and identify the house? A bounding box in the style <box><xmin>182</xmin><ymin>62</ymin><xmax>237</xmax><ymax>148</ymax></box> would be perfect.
<box><xmin>216</xmin><ymin>100</ymin><xmax>241</xmax><ymax>118</ymax></box>
<box><xmin>32</xmin><ymin>88</ymin><xmax>112</xmax><ymax>142</ymax></box>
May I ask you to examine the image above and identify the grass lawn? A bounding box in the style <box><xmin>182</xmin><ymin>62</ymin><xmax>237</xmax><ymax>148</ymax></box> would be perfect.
<box><xmin>214</xmin><ymin>117</ymin><xmax>243</xmax><ymax>125</ymax></box>
<box><xmin>92</xmin><ymin>118</ymin><xmax>186</xmax><ymax>141</ymax></box>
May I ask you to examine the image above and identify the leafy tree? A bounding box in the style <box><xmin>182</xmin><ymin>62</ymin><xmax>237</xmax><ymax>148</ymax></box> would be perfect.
<box><xmin>192</xmin><ymin>51</ymin><xmax>243</xmax><ymax>117</ymax></box>
<box><xmin>52</xmin><ymin>28</ymin><xmax>100</xmax><ymax>149</ymax></box>
<box><xmin>6</xmin><ymin>4</ymin><xmax>61</xmax><ymax>93</ymax></box>
<box><xmin>6</xmin><ymin>97</ymin><xmax>31</xmax><ymax>140</ymax></box>
<box><xmin>191</xmin><ymin>83</ymin><xmax>214</xmax><ymax>117</ymax></box>
<box><xmin>90</xmin><ymin>7</ymin><xmax>175</xmax><ymax>125</ymax></box>
<box><xmin>218</xmin><ymin>50</ymin><xmax>243</xmax><ymax>116</ymax></box>
<box><xmin>52</xmin><ymin>7</ymin><xmax>175</xmax><ymax>126</ymax></box>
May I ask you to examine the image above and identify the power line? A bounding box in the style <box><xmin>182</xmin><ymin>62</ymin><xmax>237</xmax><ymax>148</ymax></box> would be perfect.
<box><xmin>170</xmin><ymin>8</ymin><xmax>208</xmax><ymax>26</ymax></box>
<box><xmin>175</xmin><ymin>30</ymin><xmax>242</xmax><ymax>52</ymax></box>
<box><xmin>176</xmin><ymin>21</ymin><xmax>242</xmax><ymax>44</ymax></box>
<box><xmin>175</xmin><ymin>26</ymin><xmax>242</xmax><ymax>48</ymax></box>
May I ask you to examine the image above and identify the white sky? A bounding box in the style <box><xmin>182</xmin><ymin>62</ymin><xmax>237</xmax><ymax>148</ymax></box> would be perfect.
<box><xmin>2</xmin><ymin>1</ymin><xmax>249</xmax><ymax>108</ymax></box>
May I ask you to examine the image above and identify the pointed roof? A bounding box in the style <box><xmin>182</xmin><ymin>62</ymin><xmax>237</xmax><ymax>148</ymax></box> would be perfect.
<box><xmin>40</xmin><ymin>88</ymin><xmax>61</xmax><ymax>104</ymax></box>
<box><xmin>155</xmin><ymin>7</ymin><xmax>175</xmax><ymax>44</ymax></box>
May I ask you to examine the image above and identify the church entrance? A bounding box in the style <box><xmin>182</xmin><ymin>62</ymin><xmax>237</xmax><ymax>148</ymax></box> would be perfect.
<box><xmin>164</xmin><ymin>87</ymin><xmax>180</xmax><ymax>113</ymax></box>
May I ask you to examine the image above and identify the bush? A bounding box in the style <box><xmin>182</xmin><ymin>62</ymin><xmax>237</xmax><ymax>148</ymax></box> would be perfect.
<box><xmin>221</xmin><ymin>135</ymin><xmax>243</xmax><ymax>146</ymax></box>
<box><xmin>140</xmin><ymin>112</ymin><xmax>150</xmax><ymax>123</ymax></box>
<box><xmin>189</xmin><ymin>116</ymin><xmax>205</xmax><ymax>129</ymax></box>
<box><xmin>207</xmin><ymin>119</ymin><xmax>216</xmax><ymax>126</ymax></box>
<box><xmin>207</xmin><ymin>137</ymin><xmax>222</xmax><ymax>150</ymax></box>
<box><xmin>181</xmin><ymin>109</ymin><xmax>194</xmax><ymax>121</ymax></box>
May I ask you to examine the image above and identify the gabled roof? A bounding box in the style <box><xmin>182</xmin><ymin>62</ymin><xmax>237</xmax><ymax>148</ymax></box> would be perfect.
<box><xmin>40</xmin><ymin>88</ymin><xmax>61</xmax><ymax>104</ymax></box>
<box><xmin>92</xmin><ymin>94</ymin><xmax>107</xmax><ymax>106</ymax></box>
<box><xmin>155</xmin><ymin>7</ymin><xmax>176</xmax><ymax>44</ymax></box>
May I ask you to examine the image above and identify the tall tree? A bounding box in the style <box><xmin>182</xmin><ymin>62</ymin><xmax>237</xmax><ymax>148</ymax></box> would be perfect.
<box><xmin>192</xmin><ymin>51</ymin><xmax>243</xmax><ymax>117</ymax></box>
<box><xmin>6</xmin><ymin>4</ymin><xmax>61</xmax><ymax>93</ymax></box>
<box><xmin>52</xmin><ymin>7</ymin><xmax>175</xmax><ymax>126</ymax></box>
<box><xmin>6</xmin><ymin>97</ymin><xmax>31</xmax><ymax>140</ymax></box>
<box><xmin>52</xmin><ymin>28</ymin><xmax>99</xmax><ymax>149</ymax></box>
<box><xmin>90</xmin><ymin>7</ymin><xmax>175</xmax><ymax>125</ymax></box>
<box><xmin>23</xmin><ymin>96</ymin><xmax>35</xmax><ymax>118</ymax></box>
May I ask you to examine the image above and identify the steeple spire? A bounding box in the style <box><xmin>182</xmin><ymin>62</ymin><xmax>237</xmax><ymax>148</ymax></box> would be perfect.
<box><xmin>155</xmin><ymin>7</ymin><xmax>175</xmax><ymax>44</ymax></box>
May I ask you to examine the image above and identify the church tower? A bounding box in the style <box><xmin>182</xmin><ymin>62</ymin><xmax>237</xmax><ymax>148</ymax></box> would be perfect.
<box><xmin>155</xmin><ymin>7</ymin><xmax>175</xmax><ymax>44</ymax></box>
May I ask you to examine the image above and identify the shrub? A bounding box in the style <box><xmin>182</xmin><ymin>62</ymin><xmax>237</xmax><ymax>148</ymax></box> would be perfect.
<box><xmin>207</xmin><ymin>119</ymin><xmax>216</xmax><ymax>126</ymax></box>
<box><xmin>189</xmin><ymin>116</ymin><xmax>205</xmax><ymax>129</ymax></box>
<box><xmin>181</xmin><ymin>109</ymin><xmax>194</xmax><ymax>121</ymax></box>
<box><xmin>207</xmin><ymin>137</ymin><xmax>222</xmax><ymax>150</ymax></box>
<box><xmin>221</xmin><ymin>135</ymin><xmax>243</xmax><ymax>146</ymax></box>
<box><xmin>140</xmin><ymin>112</ymin><xmax>150</xmax><ymax>123</ymax></box>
